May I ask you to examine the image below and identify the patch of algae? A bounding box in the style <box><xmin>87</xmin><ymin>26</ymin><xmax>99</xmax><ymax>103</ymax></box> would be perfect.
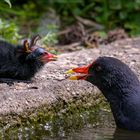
<box><xmin>0</xmin><ymin>93</ymin><xmax>112</xmax><ymax>139</ymax></box>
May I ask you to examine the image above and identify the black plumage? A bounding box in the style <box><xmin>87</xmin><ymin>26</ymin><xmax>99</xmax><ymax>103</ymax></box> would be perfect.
<box><xmin>67</xmin><ymin>56</ymin><xmax>140</xmax><ymax>131</ymax></box>
<box><xmin>0</xmin><ymin>35</ymin><xmax>56</xmax><ymax>84</ymax></box>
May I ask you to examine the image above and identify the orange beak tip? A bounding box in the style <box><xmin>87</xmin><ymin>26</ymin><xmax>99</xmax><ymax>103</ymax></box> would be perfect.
<box><xmin>49</xmin><ymin>54</ymin><xmax>58</xmax><ymax>61</ymax></box>
<box><xmin>53</xmin><ymin>55</ymin><xmax>58</xmax><ymax>59</ymax></box>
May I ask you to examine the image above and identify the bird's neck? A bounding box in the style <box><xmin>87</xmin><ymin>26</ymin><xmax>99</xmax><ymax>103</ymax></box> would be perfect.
<box><xmin>26</xmin><ymin>61</ymin><xmax>44</xmax><ymax>77</ymax></box>
<box><xmin>101</xmin><ymin>79</ymin><xmax>140</xmax><ymax>101</ymax></box>
<box><xmin>103</xmin><ymin>85</ymin><xmax>140</xmax><ymax>130</ymax></box>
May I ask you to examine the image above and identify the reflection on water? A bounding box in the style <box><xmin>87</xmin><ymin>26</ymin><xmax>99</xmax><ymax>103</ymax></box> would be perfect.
<box><xmin>65</xmin><ymin>127</ymin><xmax>140</xmax><ymax>140</ymax></box>
<box><xmin>113</xmin><ymin>129</ymin><xmax>140</xmax><ymax>140</ymax></box>
<box><xmin>1</xmin><ymin>110</ymin><xmax>140</xmax><ymax>140</ymax></box>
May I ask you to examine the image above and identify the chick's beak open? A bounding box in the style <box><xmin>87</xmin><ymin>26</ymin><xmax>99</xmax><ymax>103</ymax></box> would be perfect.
<box><xmin>41</xmin><ymin>52</ymin><xmax>57</xmax><ymax>63</ymax></box>
<box><xmin>47</xmin><ymin>53</ymin><xmax>58</xmax><ymax>61</ymax></box>
<box><xmin>65</xmin><ymin>64</ymin><xmax>91</xmax><ymax>80</ymax></box>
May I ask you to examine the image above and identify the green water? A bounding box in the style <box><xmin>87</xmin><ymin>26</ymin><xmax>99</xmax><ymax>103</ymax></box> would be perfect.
<box><xmin>1</xmin><ymin>108</ymin><xmax>140</xmax><ymax>140</ymax></box>
<box><xmin>0</xmin><ymin>110</ymin><xmax>112</xmax><ymax>139</ymax></box>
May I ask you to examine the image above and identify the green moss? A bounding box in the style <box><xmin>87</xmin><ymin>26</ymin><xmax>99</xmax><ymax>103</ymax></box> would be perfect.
<box><xmin>0</xmin><ymin>93</ymin><xmax>112</xmax><ymax>139</ymax></box>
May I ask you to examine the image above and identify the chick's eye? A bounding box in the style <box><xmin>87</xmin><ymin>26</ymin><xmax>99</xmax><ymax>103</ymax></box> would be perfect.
<box><xmin>44</xmin><ymin>52</ymin><xmax>48</xmax><ymax>55</ymax></box>
<box><xmin>95</xmin><ymin>65</ymin><xmax>102</xmax><ymax>72</ymax></box>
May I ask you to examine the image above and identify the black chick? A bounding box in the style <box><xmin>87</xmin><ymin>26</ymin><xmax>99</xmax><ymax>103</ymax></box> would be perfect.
<box><xmin>0</xmin><ymin>35</ymin><xmax>56</xmax><ymax>84</ymax></box>
<box><xmin>67</xmin><ymin>56</ymin><xmax>140</xmax><ymax>131</ymax></box>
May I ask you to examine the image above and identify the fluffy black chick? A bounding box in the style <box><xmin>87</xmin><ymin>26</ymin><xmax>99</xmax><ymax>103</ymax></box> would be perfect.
<box><xmin>67</xmin><ymin>56</ymin><xmax>140</xmax><ymax>131</ymax></box>
<box><xmin>0</xmin><ymin>35</ymin><xmax>56</xmax><ymax>84</ymax></box>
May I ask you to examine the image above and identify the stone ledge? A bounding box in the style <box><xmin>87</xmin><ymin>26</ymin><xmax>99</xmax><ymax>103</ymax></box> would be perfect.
<box><xmin>0</xmin><ymin>37</ymin><xmax>139</xmax><ymax>125</ymax></box>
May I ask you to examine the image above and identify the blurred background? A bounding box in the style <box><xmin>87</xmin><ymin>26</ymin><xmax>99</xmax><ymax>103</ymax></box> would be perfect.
<box><xmin>0</xmin><ymin>0</ymin><xmax>140</xmax><ymax>51</ymax></box>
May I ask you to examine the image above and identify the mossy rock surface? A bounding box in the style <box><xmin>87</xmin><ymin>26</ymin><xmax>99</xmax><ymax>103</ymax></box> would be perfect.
<box><xmin>0</xmin><ymin>37</ymin><xmax>140</xmax><ymax>128</ymax></box>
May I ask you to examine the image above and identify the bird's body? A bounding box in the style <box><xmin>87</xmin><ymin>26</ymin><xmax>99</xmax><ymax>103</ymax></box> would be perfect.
<box><xmin>0</xmin><ymin>36</ymin><xmax>56</xmax><ymax>84</ymax></box>
<box><xmin>67</xmin><ymin>56</ymin><xmax>140</xmax><ymax>131</ymax></box>
<box><xmin>0</xmin><ymin>41</ymin><xmax>37</xmax><ymax>80</ymax></box>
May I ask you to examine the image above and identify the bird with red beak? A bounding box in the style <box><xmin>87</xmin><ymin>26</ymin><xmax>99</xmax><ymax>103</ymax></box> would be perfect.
<box><xmin>0</xmin><ymin>35</ymin><xmax>57</xmax><ymax>84</ymax></box>
<box><xmin>66</xmin><ymin>56</ymin><xmax>140</xmax><ymax>131</ymax></box>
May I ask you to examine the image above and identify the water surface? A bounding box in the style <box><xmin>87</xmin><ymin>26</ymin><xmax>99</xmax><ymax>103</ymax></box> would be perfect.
<box><xmin>1</xmin><ymin>109</ymin><xmax>140</xmax><ymax>140</ymax></box>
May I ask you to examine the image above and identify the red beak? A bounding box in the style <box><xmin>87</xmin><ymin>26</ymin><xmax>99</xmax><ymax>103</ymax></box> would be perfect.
<box><xmin>47</xmin><ymin>53</ymin><xmax>58</xmax><ymax>61</ymax></box>
<box><xmin>65</xmin><ymin>64</ymin><xmax>91</xmax><ymax>80</ymax></box>
<box><xmin>40</xmin><ymin>52</ymin><xmax>57</xmax><ymax>63</ymax></box>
